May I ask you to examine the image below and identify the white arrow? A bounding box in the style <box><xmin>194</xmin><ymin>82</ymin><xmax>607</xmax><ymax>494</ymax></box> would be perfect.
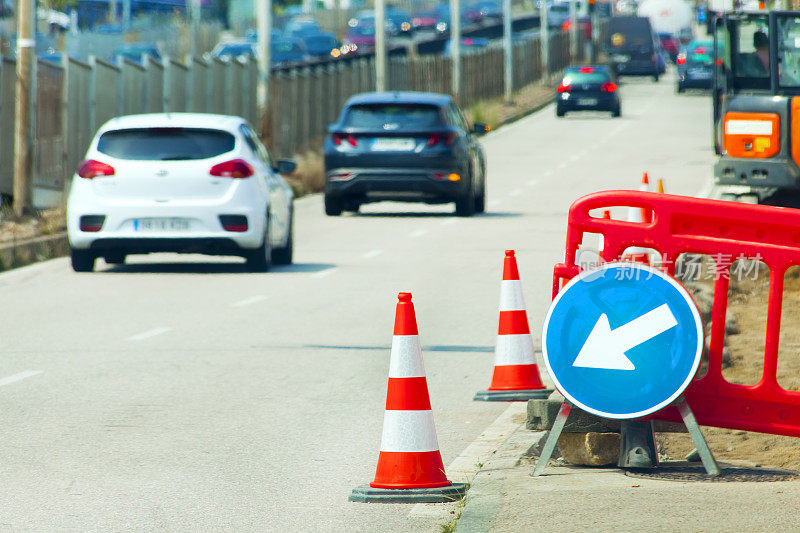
<box><xmin>572</xmin><ymin>304</ymin><xmax>678</xmax><ymax>371</ymax></box>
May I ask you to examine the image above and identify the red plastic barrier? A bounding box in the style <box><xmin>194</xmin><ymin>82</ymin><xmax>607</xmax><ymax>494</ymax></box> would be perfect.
<box><xmin>553</xmin><ymin>190</ymin><xmax>800</xmax><ymax>437</ymax></box>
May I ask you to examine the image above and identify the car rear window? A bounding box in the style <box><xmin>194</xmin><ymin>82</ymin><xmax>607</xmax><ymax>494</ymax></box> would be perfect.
<box><xmin>563</xmin><ymin>72</ymin><xmax>610</xmax><ymax>84</ymax></box>
<box><xmin>97</xmin><ymin>128</ymin><xmax>236</xmax><ymax>160</ymax></box>
<box><xmin>343</xmin><ymin>104</ymin><xmax>443</xmax><ymax>130</ymax></box>
<box><xmin>609</xmin><ymin>18</ymin><xmax>653</xmax><ymax>49</ymax></box>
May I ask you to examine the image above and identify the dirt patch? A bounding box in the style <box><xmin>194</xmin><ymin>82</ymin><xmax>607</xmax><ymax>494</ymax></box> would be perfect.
<box><xmin>0</xmin><ymin>208</ymin><xmax>65</xmax><ymax>245</ymax></box>
<box><xmin>464</xmin><ymin>82</ymin><xmax>556</xmax><ymax>132</ymax></box>
<box><xmin>658</xmin><ymin>263</ymin><xmax>800</xmax><ymax>471</ymax></box>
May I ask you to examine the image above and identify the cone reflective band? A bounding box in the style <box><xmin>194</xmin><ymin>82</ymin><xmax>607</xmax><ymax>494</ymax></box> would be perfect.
<box><xmin>350</xmin><ymin>293</ymin><xmax>466</xmax><ymax>503</ymax></box>
<box><xmin>474</xmin><ymin>251</ymin><xmax>552</xmax><ymax>401</ymax></box>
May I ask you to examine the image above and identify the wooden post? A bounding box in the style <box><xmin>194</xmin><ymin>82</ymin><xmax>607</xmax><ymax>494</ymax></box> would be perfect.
<box><xmin>13</xmin><ymin>0</ymin><xmax>35</xmax><ymax>217</ymax></box>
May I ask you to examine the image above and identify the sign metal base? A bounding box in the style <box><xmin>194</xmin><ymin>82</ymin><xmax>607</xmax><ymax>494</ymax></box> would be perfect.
<box><xmin>531</xmin><ymin>395</ymin><xmax>719</xmax><ymax>477</ymax></box>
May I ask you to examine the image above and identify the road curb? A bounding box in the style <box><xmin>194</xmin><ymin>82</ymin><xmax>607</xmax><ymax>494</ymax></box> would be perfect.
<box><xmin>455</xmin><ymin>420</ymin><xmax>547</xmax><ymax>532</ymax></box>
<box><xmin>0</xmin><ymin>232</ymin><xmax>68</xmax><ymax>271</ymax></box>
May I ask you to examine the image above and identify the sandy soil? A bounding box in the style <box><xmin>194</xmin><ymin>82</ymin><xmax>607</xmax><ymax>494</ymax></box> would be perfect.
<box><xmin>658</xmin><ymin>265</ymin><xmax>800</xmax><ymax>471</ymax></box>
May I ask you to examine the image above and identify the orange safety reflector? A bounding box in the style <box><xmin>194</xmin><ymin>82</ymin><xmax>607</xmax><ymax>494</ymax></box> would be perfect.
<box><xmin>723</xmin><ymin>112</ymin><xmax>780</xmax><ymax>159</ymax></box>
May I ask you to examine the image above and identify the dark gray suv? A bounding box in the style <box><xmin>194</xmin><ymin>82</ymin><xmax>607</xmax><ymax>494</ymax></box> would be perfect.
<box><xmin>323</xmin><ymin>92</ymin><xmax>488</xmax><ymax>216</ymax></box>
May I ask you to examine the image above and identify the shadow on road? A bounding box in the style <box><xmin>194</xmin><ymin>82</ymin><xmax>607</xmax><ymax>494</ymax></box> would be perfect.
<box><xmin>354</xmin><ymin>211</ymin><xmax>522</xmax><ymax>218</ymax></box>
<box><xmin>761</xmin><ymin>191</ymin><xmax>800</xmax><ymax>209</ymax></box>
<box><xmin>101</xmin><ymin>261</ymin><xmax>336</xmax><ymax>275</ymax></box>
<box><xmin>304</xmin><ymin>344</ymin><xmax>498</xmax><ymax>353</ymax></box>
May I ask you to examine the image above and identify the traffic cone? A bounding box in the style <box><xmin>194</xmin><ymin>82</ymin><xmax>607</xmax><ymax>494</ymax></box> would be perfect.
<box><xmin>350</xmin><ymin>293</ymin><xmax>467</xmax><ymax>504</ymax></box>
<box><xmin>474</xmin><ymin>251</ymin><xmax>553</xmax><ymax>401</ymax></box>
<box><xmin>657</xmin><ymin>178</ymin><xmax>665</xmax><ymax>193</ymax></box>
<box><xmin>639</xmin><ymin>172</ymin><xmax>652</xmax><ymax>223</ymax></box>
<box><xmin>598</xmin><ymin>209</ymin><xmax>611</xmax><ymax>261</ymax></box>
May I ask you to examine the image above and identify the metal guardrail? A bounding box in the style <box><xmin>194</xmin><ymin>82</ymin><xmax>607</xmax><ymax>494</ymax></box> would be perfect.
<box><xmin>0</xmin><ymin>27</ymin><xmax>592</xmax><ymax>205</ymax></box>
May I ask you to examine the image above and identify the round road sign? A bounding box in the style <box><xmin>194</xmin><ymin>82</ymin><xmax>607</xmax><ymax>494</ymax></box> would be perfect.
<box><xmin>542</xmin><ymin>262</ymin><xmax>703</xmax><ymax>419</ymax></box>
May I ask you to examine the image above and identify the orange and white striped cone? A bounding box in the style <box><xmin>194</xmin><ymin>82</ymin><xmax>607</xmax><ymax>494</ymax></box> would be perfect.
<box><xmin>639</xmin><ymin>172</ymin><xmax>653</xmax><ymax>223</ymax></box>
<box><xmin>350</xmin><ymin>293</ymin><xmax>467</xmax><ymax>504</ymax></box>
<box><xmin>474</xmin><ymin>251</ymin><xmax>552</xmax><ymax>401</ymax></box>
<box><xmin>598</xmin><ymin>209</ymin><xmax>611</xmax><ymax>261</ymax></box>
<box><xmin>623</xmin><ymin>174</ymin><xmax>651</xmax><ymax>264</ymax></box>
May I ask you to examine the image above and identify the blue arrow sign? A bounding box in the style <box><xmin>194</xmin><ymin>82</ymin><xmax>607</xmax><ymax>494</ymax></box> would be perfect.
<box><xmin>542</xmin><ymin>262</ymin><xmax>703</xmax><ymax>419</ymax></box>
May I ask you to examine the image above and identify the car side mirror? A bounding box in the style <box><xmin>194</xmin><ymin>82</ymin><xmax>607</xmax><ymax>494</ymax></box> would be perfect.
<box><xmin>275</xmin><ymin>159</ymin><xmax>297</xmax><ymax>174</ymax></box>
<box><xmin>472</xmin><ymin>122</ymin><xmax>490</xmax><ymax>135</ymax></box>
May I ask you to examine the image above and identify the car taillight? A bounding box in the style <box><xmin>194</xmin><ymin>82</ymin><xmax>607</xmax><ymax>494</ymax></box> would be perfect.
<box><xmin>579</xmin><ymin>67</ymin><xmax>594</xmax><ymax>73</ymax></box>
<box><xmin>209</xmin><ymin>159</ymin><xmax>254</xmax><ymax>179</ymax></box>
<box><xmin>219</xmin><ymin>214</ymin><xmax>248</xmax><ymax>232</ymax></box>
<box><xmin>79</xmin><ymin>215</ymin><xmax>105</xmax><ymax>232</ymax></box>
<box><xmin>557</xmin><ymin>84</ymin><xmax>572</xmax><ymax>93</ymax></box>
<box><xmin>601</xmin><ymin>82</ymin><xmax>617</xmax><ymax>93</ymax></box>
<box><xmin>78</xmin><ymin>160</ymin><xmax>115</xmax><ymax>179</ymax></box>
<box><xmin>694</xmin><ymin>46</ymin><xmax>707</xmax><ymax>54</ymax></box>
<box><xmin>677</xmin><ymin>54</ymin><xmax>687</xmax><ymax>65</ymax></box>
<box><xmin>332</xmin><ymin>133</ymin><xmax>358</xmax><ymax>147</ymax></box>
<box><xmin>427</xmin><ymin>132</ymin><xmax>456</xmax><ymax>146</ymax></box>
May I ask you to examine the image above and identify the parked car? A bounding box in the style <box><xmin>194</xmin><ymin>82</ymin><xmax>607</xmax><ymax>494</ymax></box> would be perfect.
<box><xmin>412</xmin><ymin>9</ymin><xmax>439</xmax><ymax>32</ymax></box>
<box><xmin>67</xmin><ymin>113</ymin><xmax>296</xmax><ymax>272</ymax></box>
<box><xmin>342</xmin><ymin>23</ymin><xmax>377</xmax><ymax>55</ymax></box>
<box><xmin>443</xmin><ymin>37</ymin><xmax>490</xmax><ymax>58</ymax></box>
<box><xmin>284</xmin><ymin>16</ymin><xmax>322</xmax><ymax>39</ymax></box>
<box><xmin>676</xmin><ymin>39</ymin><xmax>716</xmax><ymax>92</ymax></box>
<box><xmin>323</xmin><ymin>92</ymin><xmax>488</xmax><ymax>217</ymax></box>
<box><xmin>301</xmin><ymin>32</ymin><xmax>340</xmax><ymax>59</ymax></box>
<box><xmin>657</xmin><ymin>32</ymin><xmax>680</xmax><ymax>62</ymax></box>
<box><xmin>387</xmin><ymin>8</ymin><xmax>415</xmax><ymax>36</ymax></box>
<box><xmin>211</xmin><ymin>40</ymin><xmax>256</xmax><ymax>61</ymax></box>
<box><xmin>547</xmin><ymin>3</ymin><xmax>571</xmax><ymax>29</ymax></box>
<box><xmin>606</xmin><ymin>15</ymin><xmax>661</xmax><ymax>81</ymax></box>
<box><xmin>471</xmin><ymin>0</ymin><xmax>502</xmax><ymax>23</ymax></box>
<box><xmin>110</xmin><ymin>44</ymin><xmax>161</xmax><ymax>65</ymax></box>
<box><xmin>432</xmin><ymin>4</ymin><xmax>472</xmax><ymax>36</ymax></box>
<box><xmin>556</xmin><ymin>65</ymin><xmax>621</xmax><ymax>117</ymax></box>
<box><xmin>272</xmin><ymin>38</ymin><xmax>308</xmax><ymax>66</ymax></box>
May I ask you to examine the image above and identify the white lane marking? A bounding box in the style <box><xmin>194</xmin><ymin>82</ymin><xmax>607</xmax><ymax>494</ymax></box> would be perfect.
<box><xmin>441</xmin><ymin>218</ymin><xmax>459</xmax><ymax>225</ymax></box>
<box><xmin>0</xmin><ymin>370</ymin><xmax>42</xmax><ymax>388</ymax></box>
<box><xmin>361</xmin><ymin>249</ymin><xmax>384</xmax><ymax>260</ymax></box>
<box><xmin>509</xmin><ymin>189</ymin><xmax>522</xmax><ymax>196</ymax></box>
<box><xmin>543</xmin><ymin>170</ymin><xmax>553</xmax><ymax>176</ymax></box>
<box><xmin>311</xmin><ymin>268</ymin><xmax>338</xmax><ymax>279</ymax></box>
<box><xmin>231</xmin><ymin>295</ymin><xmax>266</xmax><ymax>308</ymax></box>
<box><xmin>527</xmin><ymin>179</ymin><xmax>538</xmax><ymax>187</ymax></box>
<box><xmin>409</xmin><ymin>229</ymin><xmax>428</xmax><ymax>238</ymax></box>
<box><xmin>558</xmin><ymin>162</ymin><xmax>568</xmax><ymax>169</ymax></box>
<box><xmin>570</xmin><ymin>154</ymin><xmax>580</xmax><ymax>162</ymax></box>
<box><xmin>489</xmin><ymin>199</ymin><xmax>502</xmax><ymax>208</ymax></box>
<box><xmin>126</xmin><ymin>327</ymin><xmax>172</xmax><ymax>342</ymax></box>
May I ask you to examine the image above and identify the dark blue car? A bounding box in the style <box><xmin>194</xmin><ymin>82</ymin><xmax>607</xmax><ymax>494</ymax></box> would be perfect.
<box><xmin>323</xmin><ymin>92</ymin><xmax>488</xmax><ymax>217</ymax></box>
<box><xmin>301</xmin><ymin>32</ymin><xmax>340</xmax><ymax>59</ymax></box>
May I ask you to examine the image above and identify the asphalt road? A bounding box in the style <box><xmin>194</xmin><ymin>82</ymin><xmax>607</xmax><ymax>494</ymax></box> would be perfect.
<box><xmin>0</xmin><ymin>69</ymin><xmax>715</xmax><ymax>531</ymax></box>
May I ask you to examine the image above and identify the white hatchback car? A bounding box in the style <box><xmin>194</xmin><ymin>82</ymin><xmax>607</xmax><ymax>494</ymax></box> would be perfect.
<box><xmin>67</xmin><ymin>113</ymin><xmax>295</xmax><ymax>272</ymax></box>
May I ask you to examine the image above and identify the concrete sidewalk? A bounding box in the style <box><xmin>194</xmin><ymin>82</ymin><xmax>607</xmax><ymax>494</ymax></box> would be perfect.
<box><xmin>456</xmin><ymin>420</ymin><xmax>800</xmax><ymax>532</ymax></box>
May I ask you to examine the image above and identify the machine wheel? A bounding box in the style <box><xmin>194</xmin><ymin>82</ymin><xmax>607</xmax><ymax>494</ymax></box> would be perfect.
<box><xmin>324</xmin><ymin>194</ymin><xmax>342</xmax><ymax>216</ymax></box>
<box><xmin>71</xmin><ymin>249</ymin><xmax>96</xmax><ymax>272</ymax></box>
<box><xmin>272</xmin><ymin>208</ymin><xmax>294</xmax><ymax>265</ymax></box>
<box><xmin>104</xmin><ymin>252</ymin><xmax>126</xmax><ymax>265</ymax></box>
<box><xmin>246</xmin><ymin>221</ymin><xmax>272</xmax><ymax>273</ymax></box>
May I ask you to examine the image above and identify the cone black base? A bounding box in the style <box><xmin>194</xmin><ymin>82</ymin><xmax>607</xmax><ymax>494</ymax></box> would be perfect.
<box><xmin>473</xmin><ymin>388</ymin><xmax>553</xmax><ymax>402</ymax></box>
<box><xmin>349</xmin><ymin>483</ymin><xmax>468</xmax><ymax>504</ymax></box>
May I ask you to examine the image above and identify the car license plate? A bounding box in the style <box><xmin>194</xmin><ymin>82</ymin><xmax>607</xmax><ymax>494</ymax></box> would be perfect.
<box><xmin>578</xmin><ymin>98</ymin><xmax>598</xmax><ymax>106</ymax></box>
<box><xmin>613</xmin><ymin>54</ymin><xmax>630</xmax><ymax>62</ymax></box>
<box><xmin>689</xmin><ymin>69</ymin><xmax>712</xmax><ymax>79</ymax></box>
<box><xmin>134</xmin><ymin>218</ymin><xmax>190</xmax><ymax>232</ymax></box>
<box><xmin>372</xmin><ymin>138</ymin><xmax>416</xmax><ymax>151</ymax></box>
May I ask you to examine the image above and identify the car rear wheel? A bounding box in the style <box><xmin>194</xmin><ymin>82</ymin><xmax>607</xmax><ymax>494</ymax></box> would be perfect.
<box><xmin>612</xmin><ymin>106</ymin><xmax>621</xmax><ymax>118</ymax></box>
<box><xmin>653</xmin><ymin>73</ymin><xmax>660</xmax><ymax>82</ymax></box>
<box><xmin>677</xmin><ymin>84</ymin><xmax>685</xmax><ymax>93</ymax></box>
<box><xmin>71</xmin><ymin>249</ymin><xmax>96</xmax><ymax>273</ymax></box>
<box><xmin>246</xmin><ymin>221</ymin><xmax>272</xmax><ymax>273</ymax></box>
<box><xmin>474</xmin><ymin>180</ymin><xmax>486</xmax><ymax>213</ymax></box>
<box><xmin>455</xmin><ymin>178</ymin><xmax>476</xmax><ymax>217</ymax></box>
<box><xmin>272</xmin><ymin>208</ymin><xmax>294</xmax><ymax>265</ymax></box>
<box><xmin>104</xmin><ymin>252</ymin><xmax>126</xmax><ymax>265</ymax></box>
<box><xmin>556</xmin><ymin>107</ymin><xmax>565</xmax><ymax>117</ymax></box>
<box><xmin>324</xmin><ymin>194</ymin><xmax>343</xmax><ymax>216</ymax></box>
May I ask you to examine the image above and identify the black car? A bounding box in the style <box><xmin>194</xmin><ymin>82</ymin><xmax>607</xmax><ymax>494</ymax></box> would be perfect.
<box><xmin>606</xmin><ymin>15</ymin><xmax>661</xmax><ymax>81</ymax></box>
<box><xmin>676</xmin><ymin>39</ymin><xmax>716</xmax><ymax>92</ymax></box>
<box><xmin>323</xmin><ymin>92</ymin><xmax>488</xmax><ymax>217</ymax></box>
<box><xmin>556</xmin><ymin>66</ymin><xmax>621</xmax><ymax>117</ymax></box>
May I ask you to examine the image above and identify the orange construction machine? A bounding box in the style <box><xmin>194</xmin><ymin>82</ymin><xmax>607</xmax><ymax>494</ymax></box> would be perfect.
<box><xmin>713</xmin><ymin>10</ymin><xmax>800</xmax><ymax>200</ymax></box>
